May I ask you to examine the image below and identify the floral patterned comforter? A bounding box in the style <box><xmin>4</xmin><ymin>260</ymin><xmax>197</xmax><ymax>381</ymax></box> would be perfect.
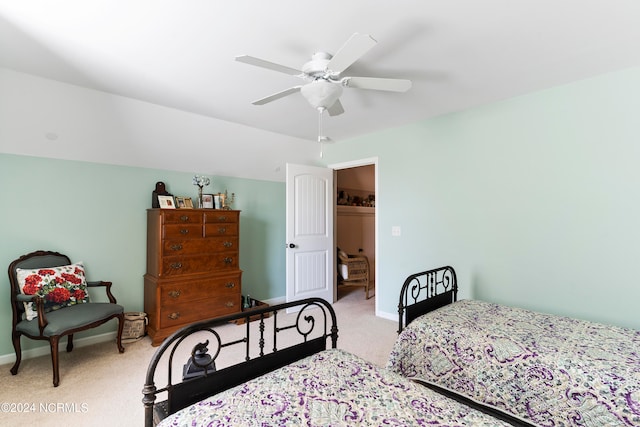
<box><xmin>387</xmin><ymin>300</ymin><xmax>640</xmax><ymax>427</ymax></box>
<box><xmin>158</xmin><ymin>348</ymin><xmax>515</xmax><ymax>427</ymax></box>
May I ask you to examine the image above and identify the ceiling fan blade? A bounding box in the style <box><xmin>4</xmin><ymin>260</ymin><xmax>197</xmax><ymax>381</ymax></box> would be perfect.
<box><xmin>326</xmin><ymin>33</ymin><xmax>377</xmax><ymax>74</ymax></box>
<box><xmin>342</xmin><ymin>76</ymin><xmax>412</xmax><ymax>92</ymax></box>
<box><xmin>327</xmin><ymin>99</ymin><xmax>345</xmax><ymax>116</ymax></box>
<box><xmin>236</xmin><ymin>55</ymin><xmax>302</xmax><ymax>76</ymax></box>
<box><xmin>251</xmin><ymin>86</ymin><xmax>302</xmax><ymax>105</ymax></box>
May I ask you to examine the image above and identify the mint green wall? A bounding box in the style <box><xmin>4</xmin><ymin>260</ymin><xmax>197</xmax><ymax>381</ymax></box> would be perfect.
<box><xmin>3</xmin><ymin>65</ymin><xmax>639</xmax><ymax>359</ymax></box>
<box><xmin>322</xmin><ymin>66</ymin><xmax>640</xmax><ymax>331</ymax></box>
<box><xmin>0</xmin><ymin>154</ymin><xmax>284</xmax><ymax>356</ymax></box>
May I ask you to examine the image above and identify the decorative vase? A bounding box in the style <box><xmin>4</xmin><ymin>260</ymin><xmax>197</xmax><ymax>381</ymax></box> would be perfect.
<box><xmin>197</xmin><ymin>187</ymin><xmax>203</xmax><ymax>208</ymax></box>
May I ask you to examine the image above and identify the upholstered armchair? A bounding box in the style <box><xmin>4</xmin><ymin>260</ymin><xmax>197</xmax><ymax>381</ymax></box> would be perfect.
<box><xmin>8</xmin><ymin>250</ymin><xmax>125</xmax><ymax>387</ymax></box>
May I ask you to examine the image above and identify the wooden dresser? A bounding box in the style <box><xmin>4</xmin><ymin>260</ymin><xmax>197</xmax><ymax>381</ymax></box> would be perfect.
<box><xmin>144</xmin><ymin>209</ymin><xmax>242</xmax><ymax>346</ymax></box>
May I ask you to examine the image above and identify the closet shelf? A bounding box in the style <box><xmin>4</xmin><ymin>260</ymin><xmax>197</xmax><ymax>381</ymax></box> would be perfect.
<box><xmin>337</xmin><ymin>205</ymin><xmax>375</xmax><ymax>215</ymax></box>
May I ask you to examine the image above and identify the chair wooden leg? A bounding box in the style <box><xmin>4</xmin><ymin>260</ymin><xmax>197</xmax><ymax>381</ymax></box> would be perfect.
<box><xmin>116</xmin><ymin>313</ymin><xmax>125</xmax><ymax>353</ymax></box>
<box><xmin>50</xmin><ymin>336</ymin><xmax>61</xmax><ymax>387</ymax></box>
<box><xmin>66</xmin><ymin>334</ymin><xmax>74</xmax><ymax>352</ymax></box>
<box><xmin>10</xmin><ymin>332</ymin><xmax>22</xmax><ymax>375</ymax></box>
<box><xmin>365</xmin><ymin>271</ymin><xmax>370</xmax><ymax>299</ymax></box>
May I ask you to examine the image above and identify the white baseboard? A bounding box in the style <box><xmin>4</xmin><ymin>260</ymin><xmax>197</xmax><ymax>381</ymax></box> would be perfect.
<box><xmin>376</xmin><ymin>310</ymin><xmax>396</xmax><ymax>322</ymax></box>
<box><xmin>261</xmin><ymin>296</ymin><xmax>285</xmax><ymax>306</ymax></box>
<box><xmin>0</xmin><ymin>331</ymin><xmax>117</xmax><ymax>366</ymax></box>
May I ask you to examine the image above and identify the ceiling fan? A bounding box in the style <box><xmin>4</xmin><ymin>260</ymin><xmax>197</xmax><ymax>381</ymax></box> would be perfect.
<box><xmin>235</xmin><ymin>33</ymin><xmax>412</xmax><ymax>143</ymax></box>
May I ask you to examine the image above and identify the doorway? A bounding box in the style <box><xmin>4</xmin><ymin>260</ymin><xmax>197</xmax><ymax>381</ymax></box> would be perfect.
<box><xmin>331</xmin><ymin>158</ymin><xmax>378</xmax><ymax>310</ymax></box>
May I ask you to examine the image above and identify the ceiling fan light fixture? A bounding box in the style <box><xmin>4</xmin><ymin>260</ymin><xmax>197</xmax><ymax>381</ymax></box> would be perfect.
<box><xmin>237</xmin><ymin>32</ymin><xmax>412</xmax><ymax>142</ymax></box>
<box><xmin>300</xmin><ymin>79</ymin><xmax>343</xmax><ymax>109</ymax></box>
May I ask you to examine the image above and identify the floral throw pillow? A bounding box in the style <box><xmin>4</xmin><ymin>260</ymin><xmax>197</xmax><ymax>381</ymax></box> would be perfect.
<box><xmin>16</xmin><ymin>263</ymin><xmax>91</xmax><ymax>321</ymax></box>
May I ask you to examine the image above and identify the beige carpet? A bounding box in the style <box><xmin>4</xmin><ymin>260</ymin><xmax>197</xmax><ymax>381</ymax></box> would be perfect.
<box><xmin>0</xmin><ymin>287</ymin><xmax>398</xmax><ymax>427</ymax></box>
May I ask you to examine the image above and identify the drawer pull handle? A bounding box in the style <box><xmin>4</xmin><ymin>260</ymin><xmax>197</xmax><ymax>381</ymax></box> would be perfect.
<box><xmin>170</xmin><ymin>262</ymin><xmax>183</xmax><ymax>269</ymax></box>
<box><xmin>168</xmin><ymin>312</ymin><xmax>180</xmax><ymax>320</ymax></box>
<box><xmin>179</xmin><ymin>229</ymin><xmax>189</xmax><ymax>235</ymax></box>
<box><xmin>180</xmin><ymin>215</ymin><xmax>190</xmax><ymax>222</ymax></box>
<box><xmin>218</xmin><ymin>227</ymin><xmax>227</xmax><ymax>234</ymax></box>
<box><xmin>225</xmin><ymin>301</ymin><xmax>234</xmax><ymax>307</ymax></box>
<box><xmin>223</xmin><ymin>241</ymin><xmax>233</xmax><ymax>248</ymax></box>
<box><xmin>168</xmin><ymin>290</ymin><xmax>181</xmax><ymax>298</ymax></box>
<box><xmin>225</xmin><ymin>282</ymin><xmax>235</xmax><ymax>288</ymax></box>
<box><xmin>217</xmin><ymin>216</ymin><xmax>227</xmax><ymax>221</ymax></box>
<box><xmin>223</xmin><ymin>257</ymin><xmax>233</xmax><ymax>264</ymax></box>
<box><xmin>170</xmin><ymin>244</ymin><xmax>183</xmax><ymax>251</ymax></box>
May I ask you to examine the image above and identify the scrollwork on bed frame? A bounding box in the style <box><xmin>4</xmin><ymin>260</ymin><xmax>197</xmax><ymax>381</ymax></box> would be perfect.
<box><xmin>398</xmin><ymin>266</ymin><xmax>457</xmax><ymax>333</ymax></box>
<box><xmin>142</xmin><ymin>297</ymin><xmax>338</xmax><ymax>427</ymax></box>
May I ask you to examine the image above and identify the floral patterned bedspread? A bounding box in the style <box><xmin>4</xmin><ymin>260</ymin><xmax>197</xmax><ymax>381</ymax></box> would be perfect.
<box><xmin>158</xmin><ymin>348</ymin><xmax>515</xmax><ymax>427</ymax></box>
<box><xmin>387</xmin><ymin>300</ymin><xmax>640</xmax><ymax>427</ymax></box>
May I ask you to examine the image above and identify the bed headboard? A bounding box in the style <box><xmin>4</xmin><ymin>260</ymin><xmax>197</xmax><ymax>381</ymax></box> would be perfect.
<box><xmin>142</xmin><ymin>297</ymin><xmax>338</xmax><ymax>427</ymax></box>
<box><xmin>397</xmin><ymin>266</ymin><xmax>457</xmax><ymax>333</ymax></box>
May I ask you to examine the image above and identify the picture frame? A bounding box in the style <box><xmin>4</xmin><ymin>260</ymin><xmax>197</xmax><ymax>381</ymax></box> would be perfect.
<box><xmin>175</xmin><ymin>196</ymin><xmax>193</xmax><ymax>209</ymax></box>
<box><xmin>158</xmin><ymin>195</ymin><xmax>176</xmax><ymax>209</ymax></box>
<box><xmin>213</xmin><ymin>194</ymin><xmax>222</xmax><ymax>209</ymax></box>
<box><xmin>202</xmin><ymin>194</ymin><xmax>214</xmax><ymax>209</ymax></box>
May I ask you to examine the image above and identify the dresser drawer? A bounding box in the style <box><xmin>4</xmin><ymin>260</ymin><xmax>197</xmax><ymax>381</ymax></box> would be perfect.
<box><xmin>163</xmin><ymin>224</ymin><xmax>203</xmax><ymax>239</ymax></box>
<box><xmin>204</xmin><ymin>211</ymin><xmax>239</xmax><ymax>224</ymax></box>
<box><xmin>162</xmin><ymin>237</ymin><xmax>239</xmax><ymax>256</ymax></box>
<box><xmin>159</xmin><ymin>295</ymin><xmax>240</xmax><ymax>328</ymax></box>
<box><xmin>162</xmin><ymin>211</ymin><xmax>203</xmax><ymax>224</ymax></box>
<box><xmin>204</xmin><ymin>223</ymin><xmax>238</xmax><ymax>237</ymax></box>
<box><xmin>161</xmin><ymin>253</ymin><xmax>239</xmax><ymax>276</ymax></box>
<box><xmin>160</xmin><ymin>274</ymin><xmax>240</xmax><ymax>305</ymax></box>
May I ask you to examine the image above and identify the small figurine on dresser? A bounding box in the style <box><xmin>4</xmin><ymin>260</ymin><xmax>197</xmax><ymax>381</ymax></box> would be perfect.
<box><xmin>221</xmin><ymin>189</ymin><xmax>236</xmax><ymax>210</ymax></box>
<box><xmin>151</xmin><ymin>182</ymin><xmax>173</xmax><ymax>208</ymax></box>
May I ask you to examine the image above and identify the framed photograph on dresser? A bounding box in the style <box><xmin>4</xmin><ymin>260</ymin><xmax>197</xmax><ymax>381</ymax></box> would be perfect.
<box><xmin>202</xmin><ymin>194</ymin><xmax>214</xmax><ymax>209</ymax></box>
<box><xmin>175</xmin><ymin>197</ymin><xmax>193</xmax><ymax>209</ymax></box>
<box><xmin>158</xmin><ymin>195</ymin><xmax>176</xmax><ymax>209</ymax></box>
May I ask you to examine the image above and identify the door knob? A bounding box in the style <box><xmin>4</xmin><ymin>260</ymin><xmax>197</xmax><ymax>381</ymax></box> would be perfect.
<box><xmin>287</xmin><ymin>243</ymin><xmax>296</xmax><ymax>248</ymax></box>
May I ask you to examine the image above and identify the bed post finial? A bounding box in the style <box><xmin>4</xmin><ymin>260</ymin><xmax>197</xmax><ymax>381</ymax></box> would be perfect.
<box><xmin>142</xmin><ymin>383</ymin><xmax>157</xmax><ymax>427</ymax></box>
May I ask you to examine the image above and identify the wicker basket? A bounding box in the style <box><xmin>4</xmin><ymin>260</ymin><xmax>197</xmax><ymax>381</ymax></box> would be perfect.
<box><xmin>122</xmin><ymin>312</ymin><xmax>147</xmax><ymax>343</ymax></box>
<box><xmin>234</xmin><ymin>298</ymin><xmax>271</xmax><ymax>325</ymax></box>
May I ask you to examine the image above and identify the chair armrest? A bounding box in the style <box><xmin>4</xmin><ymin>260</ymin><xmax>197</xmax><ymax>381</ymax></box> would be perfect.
<box><xmin>87</xmin><ymin>280</ymin><xmax>107</xmax><ymax>287</ymax></box>
<box><xmin>15</xmin><ymin>294</ymin><xmax>37</xmax><ymax>302</ymax></box>
<box><xmin>87</xmin><ymin>281</ymin><xmax>118</xmax><ymax>304</ymax></box>
<box><xmin>14</xmin><ymin>294</ymin><xmax>49</xmax><ymax>333</ymax></box>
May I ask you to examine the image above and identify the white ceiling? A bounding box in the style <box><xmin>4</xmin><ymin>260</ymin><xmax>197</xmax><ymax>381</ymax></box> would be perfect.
<box><xmin>1</xmin><ymin>1</ymin><xmax>640</xmax><ymax>177</ymax></box>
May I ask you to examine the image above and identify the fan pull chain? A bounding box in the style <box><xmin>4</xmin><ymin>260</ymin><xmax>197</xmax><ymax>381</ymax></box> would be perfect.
<box><xmin>318</xmin><ymin>107</ymin><xmax>325</xmax><ymax>158</ymax></box>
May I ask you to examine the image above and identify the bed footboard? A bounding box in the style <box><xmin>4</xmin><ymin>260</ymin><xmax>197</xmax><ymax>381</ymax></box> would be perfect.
<box><xmin>398</xmin><ymin>266</ymin><xmax>457</xmax><ymax>333</ymax></box>
<box><xmin>142</xmin><ymin>297</ymin><xmax>338</xmax><ymax>427</ymax></box>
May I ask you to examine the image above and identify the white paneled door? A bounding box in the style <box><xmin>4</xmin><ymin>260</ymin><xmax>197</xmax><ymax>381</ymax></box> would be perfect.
<box><xmin>285</xmin><ymin>163</ymin><xmax>334</xmax><ymax>304</ymax></box>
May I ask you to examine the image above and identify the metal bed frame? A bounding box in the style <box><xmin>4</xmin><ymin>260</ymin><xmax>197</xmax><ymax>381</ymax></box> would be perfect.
<box><xmin>142</xmin><ymin>297</ymin><xmax>338</xmax><ymax>427</ymax></box>
<box><xmin>397</xmin><ymin>265</ymin><xmax>457</xmax><ymax>333</ymax></box>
